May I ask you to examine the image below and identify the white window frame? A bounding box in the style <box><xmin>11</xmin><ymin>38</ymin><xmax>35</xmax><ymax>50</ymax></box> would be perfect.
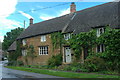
<box><xmin>64</xmin><ymin>33</ymin><xmax>71</xmax><ymax>40</ymax></box>
<box><xmin>22</xmin><ymin>49</ymin><xmax>27</xmax><ymax>56</ymax></box>
<box><xmin>39</xmin><ymin>46</ymin><xmax>48</xmax><ymax>55</ymax></box>
<box><xmin>41</xmin><ymin>35</ymin><xmax>46</xmax><ymax>42</ymax></box>
<box><xmin>97</xmin><ymin>28</ymin><xmax>105</xmax><ymax>37</ymax></box>
<box><xmin>22</xmin><ymin>39</ymin><xmax>26</xmax><ymax>46</ymax></box>
<box><xmin>96</xmin><ymin>44</ymin><xmax>105</xmax><ymax>53</ymax></box>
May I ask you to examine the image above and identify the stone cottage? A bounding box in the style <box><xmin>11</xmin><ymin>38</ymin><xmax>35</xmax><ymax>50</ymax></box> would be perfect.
<box><xmin>8</xmin><ymin>2</ymin><xmax>120</xmax><ymax>65</ymax></box>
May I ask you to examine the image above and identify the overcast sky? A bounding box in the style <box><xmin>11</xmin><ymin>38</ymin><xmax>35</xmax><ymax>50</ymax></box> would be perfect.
<box><xmin>0</xmin><ymin>0</ymin><xmax>114</xmax><ymax>42</ymax></box>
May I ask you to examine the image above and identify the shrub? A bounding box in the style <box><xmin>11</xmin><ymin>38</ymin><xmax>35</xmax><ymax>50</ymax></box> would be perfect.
<box><xmin>17</xmin><ymin>60</ymin><xmax>24</xmax><ymax>66</ymax></box>
<box><xmin>47</xmin><ymin>53</ymin><xmax>62</xmax><ymax>67</ymax></box>
<box><xmin>7</xmin><ymin>61</ymin><xmax>17</xmax><ymax>66</ymax></box>
<box><xmin>60</xmin><ymin>63</ymin><xmax>87</xmax><ymax>72</ymax></box>
<box><xmin>63</xmin><ymin>65</ymin><xmax>72</xmax><ymax>71</ymax></box>
<box><xmin>84</xmin><ymin>56</ymin><xmax>105</xmax><ymax>72</ymax></box>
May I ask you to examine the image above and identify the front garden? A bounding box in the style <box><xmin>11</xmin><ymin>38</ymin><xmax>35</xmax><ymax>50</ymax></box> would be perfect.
<box><xmin>7</xmin><ymin>26</ymin><xmax>120</xmax><ymax>78</ymax></box>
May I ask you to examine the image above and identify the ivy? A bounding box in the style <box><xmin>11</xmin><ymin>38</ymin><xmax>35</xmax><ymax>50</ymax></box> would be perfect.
<box><xmin>26</xmin><ymin>45</ymin><xmax>35</xmax><ymax>58</ymax></box>
<box><xmin>97</xmin><ymin>28</ymin><xmax>120</xmax><ymax>71</ymax></box>
<box><xmin>69</xmin><ymin>30</ymin><xmax>97</xmax><ymax>60</ymax></box>
<box><xmin>68</xmin><ymin>26</ymin><xmax>119</xmax><ymax>72</ymax></box>
<box><xmin>51</xmin><ymin>32</ymin><xmax>64</xmax><ymax>53</ymax></box>
<box><xmin>24</xmin><ymin>45</ymin><xmax>36</xmax><ymax>65</ymax></box>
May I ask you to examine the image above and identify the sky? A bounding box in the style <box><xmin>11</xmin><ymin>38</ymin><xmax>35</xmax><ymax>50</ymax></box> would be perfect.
<box><xmin>0</xmin><ymin>0</ymin><xmax>115</xmax><ymax>42</ymax></box>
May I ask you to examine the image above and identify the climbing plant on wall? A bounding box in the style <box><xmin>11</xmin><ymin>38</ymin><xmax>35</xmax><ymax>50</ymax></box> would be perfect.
<box><xmin>23</xmin><ymin>45</ymin><xmax>36</xmax><ymax>65</ymax></box>
<box><xmin>51</xmin><ymin>32</ymin><xmax>65</xmax><ymax>53</ymax></box>
<box><xmin>69</xmin><ymin>30</ymin><xmax>97</xmax><ymax>60</ymax></box>
<box><xmin>96</xmin><ymin>28</ymin><xmax>120</xmax><ymax>71</ymax></box>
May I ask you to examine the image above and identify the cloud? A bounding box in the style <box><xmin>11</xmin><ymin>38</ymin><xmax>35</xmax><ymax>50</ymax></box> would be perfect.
<box><xmin>0</xmin><ymin>35</ymin><xmax>4</xmax><ymax>42</ymax></box>
<box><xmin>0</xmin><ymin>32</ymin><xmax>4</xmax><ymax>42</ymax></box>
<box><xmin>19</xmin><ymin>11</ymin><xmax>33</xmax><ymax>19</ymax></box>
<box><xmin>59</xmin><ymin>8</ymin><xmax>70</xmax><ymax>16</ymax></box>
<box><xmin>40</xmin><ymin>14</ymin><xmax>56</xmax><ymax>20</ymax></box>
<box><xmin>0</xmin><ymin>0</ymin><xmax>17</xmax><ymax>18</ymax></box>
<box><xmin>0</xmin><ymin>0</ymin><xmax>23</xmax><ymax>42</ymax></box>
<box><xmin>39</xmin><ymin>8</ymin><xmax>70</xmax><ymax>20</ymax></box>
<box><xmin>0</xmin><ymin>19</ymin><xmax>22</xmax><ymax>29</ymax></box>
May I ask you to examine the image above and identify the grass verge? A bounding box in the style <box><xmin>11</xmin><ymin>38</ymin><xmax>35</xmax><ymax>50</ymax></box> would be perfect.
<box><xmin>5</xmin><ymin>66</ymin><xmax>119</xmax><ymax>78</ymax></box>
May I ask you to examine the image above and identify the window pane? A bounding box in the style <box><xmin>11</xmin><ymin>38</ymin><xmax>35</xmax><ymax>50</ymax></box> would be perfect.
<box><xmin>64</xmin><ymin>33</ymin><xmax>71</xmax><ymax>40</ymax></box>
<box><xmin>41</xmin><ymin>35</ymin><xmax>46</xmax><ymax>42</ymax></box>
<box><xmin>97</xmin><ymin>45</ymin><xmax>100</xmax><ymax>52</ymax></box>
<box><xmin>39</xmin><ymin>46</ymin><xmax>48</xmax><ymax>55</ymax></box>
<box><xmin>101</xmin><ymin>44</ymin><xmax>104</xmax><ymax>52</ymax></box>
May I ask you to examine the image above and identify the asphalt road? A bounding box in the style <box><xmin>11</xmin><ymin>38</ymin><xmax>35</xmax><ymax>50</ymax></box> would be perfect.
<box><xmin>0</xmin><ymin>61</ymin><xmax>63</xmax><ymax>80</ymax></box>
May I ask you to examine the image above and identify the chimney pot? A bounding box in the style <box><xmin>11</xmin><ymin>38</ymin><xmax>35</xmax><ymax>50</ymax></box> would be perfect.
<box><xmin>70</xmin><ymin>2</ymin><xmax>76</xmax><ymax>13</ymax></box>
<box><xmin>30</xmin><ymin>18</ymin><xmax>33</xmax><ymax>26</ymax></box>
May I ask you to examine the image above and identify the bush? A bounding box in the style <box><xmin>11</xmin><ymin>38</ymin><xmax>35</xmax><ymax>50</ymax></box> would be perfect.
<box><xmin>47</xmin><ymin>53</ymin><xmax>62</xmax><ymax>67</ymax></box>
<box><xmin>63</xmin><ymin>65</ymin><xmax>72</xmax><ymax>71</ymax></box>
<box><xmin>7</xmin><ymin>61</ymin><xmax>17</xmax><ymax>66</ymax></box>
<box><xmin>84</xmin><ymin>56</ymin><xmax>105</xmax><ymax>72</ymax></box>
<box><xmin>59</xmin><ymin>63</ymin><xmax>87</xmax><ymax>72</ymax></box>
<box><xmin>17</xmin><ymin>60</ymin><xmax>24</xmax><ymax>66</ymax></box>
<box><xmin>7</xmin><ymin>60</ymin><xmax>24</xmax><ymax>66</ymax></box>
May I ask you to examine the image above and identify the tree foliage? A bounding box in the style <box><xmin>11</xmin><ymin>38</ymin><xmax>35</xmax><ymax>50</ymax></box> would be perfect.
<box><xmin>8</xmin><ymin>40</ymin><xmax>22</xmax><ymax>61</ymax></box>
<box><xmin>2</xmin><ymin>27</ymin><xmax>23</xmax><ymax>51</ymax></box>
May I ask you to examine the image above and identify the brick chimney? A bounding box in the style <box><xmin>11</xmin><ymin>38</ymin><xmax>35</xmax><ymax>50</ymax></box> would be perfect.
<box><xmin>29</xmin><ymin>18</ymin><xmax>33</xmax><ymax>26</ymax></box>
<box><xmin>70</xmin><ymin>2</ymin><xmax>76</xmax><ymax>13</ymax></box>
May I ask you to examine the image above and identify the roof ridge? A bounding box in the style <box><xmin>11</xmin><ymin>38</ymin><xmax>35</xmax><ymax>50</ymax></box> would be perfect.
<box><xmin>30</xmin><ymin>2</ymin><xmax>112</xmax><ymax>27</ymax></box>
<box><xmin>30</xmin><ymin>13</ymin><xmax>73</xmax><ymax>26</ymax></box>
<box><xmin>76</xmin><ymin>2</ymin><xmax>112</xmax><ymax>13</ymax></box>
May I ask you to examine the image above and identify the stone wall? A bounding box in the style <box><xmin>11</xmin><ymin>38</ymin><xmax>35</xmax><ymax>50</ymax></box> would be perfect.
<box><xmin>20</xmin><ymin>34</ymin><xmax>61</xmax><ymax>65</ymax></box>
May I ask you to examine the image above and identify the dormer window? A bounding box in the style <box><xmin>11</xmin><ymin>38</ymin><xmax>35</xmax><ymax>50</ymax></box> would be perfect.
<box><xmin>64</xmin><ymin>33</ymin><xmax>71</xmax><ymax>40</ymax></box>
<box><xmin>97</xmin><ymin>28</ymin><xmax>105</xmax><ymax>37</ymax></box>
<box><xmin>22</xmin><ymin>39</ymin><xmax>26</xmax><ymax>46</ymax></box>
<box><xmin>41</xmin><ymin>35</ymin><xmax>46</xmax><ymax>42</ymax></box>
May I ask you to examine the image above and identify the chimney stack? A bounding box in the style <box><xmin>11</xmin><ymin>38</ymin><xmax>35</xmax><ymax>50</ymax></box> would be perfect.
<box><xmin>29</xmin><ymin>18</ymin><xmax>33</xmax><ymax>26</ymax></box>
<box><xmin>70</xmin><ymin>2</ymin><xmax>76</xmax><ymax>13</ymax></box>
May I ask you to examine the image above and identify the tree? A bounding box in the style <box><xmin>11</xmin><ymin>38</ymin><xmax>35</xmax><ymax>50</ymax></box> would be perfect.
<box><xmin>2</xmin><ymin>27</ymin><xmax>24</xmax><ymax>51</ymax></box>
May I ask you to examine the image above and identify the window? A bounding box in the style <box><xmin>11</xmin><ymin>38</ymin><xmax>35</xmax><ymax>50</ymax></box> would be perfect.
<box><xmin>97</xmin><ymin>28</ymin><xmax>105</xmax><ymax>37</ymax></box>
<box><xmin>39</xmin><ymin>46</ymin><xmax>48</xmax><ymax>55</ymax></box>
<box><xmin>41</xmin><ymin>35</ymin><xmax>46</xmax><ymax>42</ymax></box>
<box><xmin>64</xmin><ymin>33</ymin><xmax>71</xmax><ymax>40</ymax></box>
<box><xmin>97</xmin><ymin>44</ymin><xmax>105</xmax><ymax>53</ymax></box>
<box><xmin>22</xmin><ymin>50</ymin><xmax>27</xmax><ymax>56</ymax></box>
<box><xmin>22</xmin><ymin>39</ymin><xmax>26</xmax><ymax>46</ymax></box>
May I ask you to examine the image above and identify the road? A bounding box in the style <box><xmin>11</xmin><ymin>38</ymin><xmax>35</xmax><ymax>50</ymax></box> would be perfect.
<box><xmin>0</xmin><ymin>61</ymin><xmax>63</xmax><ymax>80</ymax></box>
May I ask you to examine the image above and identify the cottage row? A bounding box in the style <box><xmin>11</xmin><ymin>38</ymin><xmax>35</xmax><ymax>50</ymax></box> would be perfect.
<box><xmin>8</xmin><ymin>2</ymin><xmax>120</xmax><ymax>65</ymax></box>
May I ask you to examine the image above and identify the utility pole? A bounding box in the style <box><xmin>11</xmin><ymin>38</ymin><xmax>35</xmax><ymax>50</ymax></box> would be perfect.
<box><xmin>24</xmin><ymin>20</ymin><xmax>25</xmax><ymax>30</ymax></box>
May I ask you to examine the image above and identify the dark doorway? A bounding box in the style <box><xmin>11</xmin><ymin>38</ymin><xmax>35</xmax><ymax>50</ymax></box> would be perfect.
<box><xmin>84</xmin><ymin>48</ymin><xmax>88</xmax><ymax>59</ymax></box>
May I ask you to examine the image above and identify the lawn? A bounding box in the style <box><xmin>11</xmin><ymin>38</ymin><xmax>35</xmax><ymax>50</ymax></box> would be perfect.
<box><xmin>6</xmin><ymin>66</ymin><xmax>119</xmax><ymax>78</ymax></box>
